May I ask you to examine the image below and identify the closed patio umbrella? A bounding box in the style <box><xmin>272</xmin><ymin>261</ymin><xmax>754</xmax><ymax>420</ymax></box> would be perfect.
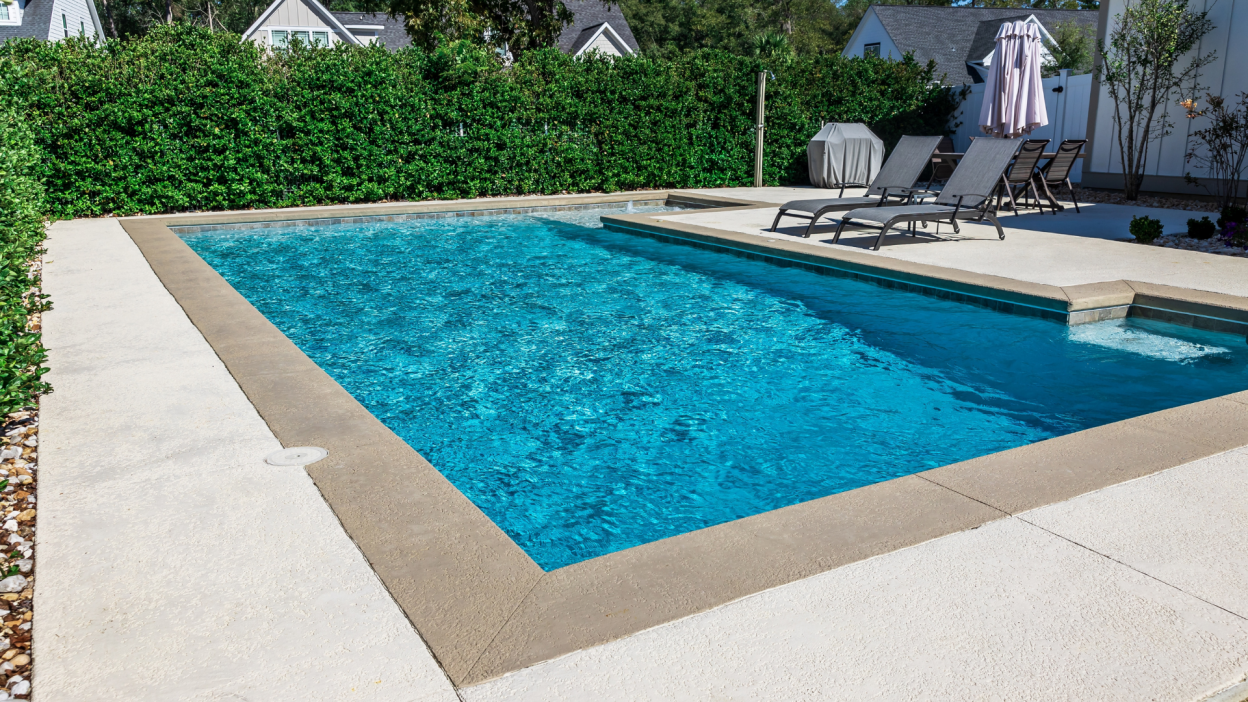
<box><xmin>979</xmin><ymin>21</ymin><xmax>1048</xmax><ymax>138</ymax></box>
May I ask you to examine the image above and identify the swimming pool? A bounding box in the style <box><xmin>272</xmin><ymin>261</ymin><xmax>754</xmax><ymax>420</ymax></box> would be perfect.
<box><xmin>183</xmin><ymin>207</ymin><xmax>1248</xmax><ymax>570</ymax></box>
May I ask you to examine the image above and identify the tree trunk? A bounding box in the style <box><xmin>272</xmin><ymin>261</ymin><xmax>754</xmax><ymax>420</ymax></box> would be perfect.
<box><xmin>165</xmin><ymin>0</ymin><xmax>173</xmax><ymax>24</ymax></box>
<box><xmin>100</xmin><ymin>0</ymin><xmax>118</xmax><ymax>37</ymax></box>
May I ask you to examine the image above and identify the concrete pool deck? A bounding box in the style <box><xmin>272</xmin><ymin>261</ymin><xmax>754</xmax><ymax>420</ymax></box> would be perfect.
<box><xmin>671</xmin><ymin>187</ymin><xmax>1248</xmax><ymax>295</ymax></box>
<box><xmin>34</xmin><ymin>188</ymin><xmax>1248</xmax><ymax>700</ymax></box>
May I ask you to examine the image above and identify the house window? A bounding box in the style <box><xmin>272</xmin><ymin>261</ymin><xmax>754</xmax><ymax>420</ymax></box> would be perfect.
<box><xmin>864</xmin><ymin>43</ymin><xmax>881</xmax><ymax>58</ymax></box>
<box><xmin>0</xmin><ymin>0</ymin><xmax>21</xmax><ymax>25</ymax></box>
<box><xmin>79</xmin><ymin>20</ymin><xmax>84</xmax><ymax>35</ymax></box>
<box><xmin>62</xmin><ymin>12</ymin><xmax>67</xmax><ymax>38</ymax></box>
<box><xmin>271</xmin><ymin>29</ymin><xmax>329</xmax><ymax>47</ymax></box>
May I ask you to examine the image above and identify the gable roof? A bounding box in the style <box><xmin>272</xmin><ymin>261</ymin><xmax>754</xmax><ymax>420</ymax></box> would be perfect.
<box><xmin>330</xmin><ymin>11</ymin><xmax>410</xmax><ymax>50</ymax></box>
<box><xmin>556</xmin><ymin>0</ymin><xmax>638</xmax><ymax>55</ymax></box>
<box><xmin>865</xmin><ymin>5</ymin><xmax>1097</xmax><ymax>85</ymax></box>
<box><xmin>567</xmin><ymin>21</ymin><xmax>633</xmax><ymax>56</ymax></box>
<box><xmin>242</xmin><ymin>0</ymin><xmax>362</xmax><ymax>45</ymax></box>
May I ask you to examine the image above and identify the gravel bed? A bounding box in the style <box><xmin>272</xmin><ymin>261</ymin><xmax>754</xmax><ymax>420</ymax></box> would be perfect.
<box><xmin>1073</xmin><ymin>186</ymin><xmax>1220</xmax><ymax>213</ymax></box>
<box><xmin>1156</xmin><ymin>235</ymin><xmax>1248</xmax><ymax>257</ymax></box>
<box><xmin>0</xmin><ymin>399</ymin><xmax>38</xmax><ymax>701</ymax></box>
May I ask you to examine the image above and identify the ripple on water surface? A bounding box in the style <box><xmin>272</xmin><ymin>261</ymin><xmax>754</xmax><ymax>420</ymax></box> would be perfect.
<box><xmin>183</xmin><ymin>207</ymin><xmax>1248</xmax><ymax>569</ymax></box>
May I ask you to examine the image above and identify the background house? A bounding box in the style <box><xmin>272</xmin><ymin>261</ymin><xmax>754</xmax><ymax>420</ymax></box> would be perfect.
<box><xmin>243</xmin><ymin>0</ymin><xmax>637</xmax><ymax>56</ymax></box>
<box><xmin>0</xmin><ymin>0</ymin><xmax>103</xmax><ymax>44</ymax></box>
<box><xmin>1082</xmin><ymin>0</ymin><xmax>1247</xmax><ymax>196</ymax></box>
<box><xmin>841</xmin><ymin>5</ymin><xmax>1098</xmax><ymax>85</ymax></box>
<box><xmin>556</xmin><ymin>0</ymin><xmax>637</xmax><ymax>57</ymax></box>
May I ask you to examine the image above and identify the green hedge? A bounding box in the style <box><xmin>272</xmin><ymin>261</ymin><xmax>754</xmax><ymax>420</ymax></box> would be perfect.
<box><xmin>0</xmin><ymin>82</ymin><xmax>51</xmax><ymax>414</ymax></box>
<box><xmin>1</xmin><ymin>26</ymin><xmax>959</xmax><ymax>218</ymax></box>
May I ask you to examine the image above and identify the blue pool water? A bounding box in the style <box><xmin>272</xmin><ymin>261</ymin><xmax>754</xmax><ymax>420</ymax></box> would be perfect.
<box><xmin>183</xmin><ymin>207</ymin><xmax>1248</xmax><ymax>569</ymax></box>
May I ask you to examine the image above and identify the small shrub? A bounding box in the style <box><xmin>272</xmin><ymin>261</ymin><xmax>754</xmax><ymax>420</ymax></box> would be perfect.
<box><xmin>1130</xmin><ymin>215</ymin><xmax>1164</xmax><ymax>243</ymax></box>
<box><xmin>1187</xmin><ymin>216</ymin><xmax>1216</xmax><ymax>239</ymax></box>
<box><xmin>1217</xmin><ymin>205</ymin><xmax>1247</xmax><ymax>231</ymax></box>
<box><xmin>1218</xmin><ymin>206</ymin><xmax>1248</xmax><ymax>247</ymax></box>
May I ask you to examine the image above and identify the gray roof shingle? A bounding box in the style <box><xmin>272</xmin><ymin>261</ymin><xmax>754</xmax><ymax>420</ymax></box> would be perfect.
<box><xmin>329</xmin><ymin>11</ymin><xmax>411</xmax><ymax>50</ymax></box>
<box><xmin>870</xmin><ymin>5</ymin><xmax>1098</xmax><ymax>85</ymax></box>
<box><xmin>556</xmin><ymin>0</ymin><xmax>638</xmax><ymax>54</ymax></box>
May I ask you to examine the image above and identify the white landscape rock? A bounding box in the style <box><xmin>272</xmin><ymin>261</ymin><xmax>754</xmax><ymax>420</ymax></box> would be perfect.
<box><xmin>0</xmin><ymin>576</ymin><xmax>25</xmax><ymax>594</ymax></box>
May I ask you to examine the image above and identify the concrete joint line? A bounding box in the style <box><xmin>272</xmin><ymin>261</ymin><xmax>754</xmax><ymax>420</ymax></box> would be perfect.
<box><xmin>1015</xmin><ymin>515</ymin><xmax>1248</xmax><ymax>624</ymax></box>
<box><xmin>1204</xmin><ymin>679</ymin><xmax>1248</xmax><ymax>702</ymax></box>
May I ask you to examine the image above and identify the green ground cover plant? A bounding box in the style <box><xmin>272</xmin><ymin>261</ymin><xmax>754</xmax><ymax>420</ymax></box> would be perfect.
<box><xmin>0</xmin><ymin>26</ymin><xmax>959</xmax><ymax>218</ymax></box>
<box><xmin>0</xmin><ymin>79</ymin><xmax>51</xmax><ymax>414</ymax></box>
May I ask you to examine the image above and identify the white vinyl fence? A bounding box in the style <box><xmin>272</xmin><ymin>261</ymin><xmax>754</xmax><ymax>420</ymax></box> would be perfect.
<box><xmin>948</xmin><ymin>70</ymin><xmax>1092</xmax><ymax>183</ymax></box>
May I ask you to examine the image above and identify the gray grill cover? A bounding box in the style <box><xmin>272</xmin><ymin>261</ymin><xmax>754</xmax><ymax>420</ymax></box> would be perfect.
<box><xmin>807</xmin><ymin>123</ymin><xmax>886</xmax><ymax>189</ymax></box>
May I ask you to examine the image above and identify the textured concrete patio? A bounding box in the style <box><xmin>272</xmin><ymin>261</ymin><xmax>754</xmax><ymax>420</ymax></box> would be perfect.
<box><xmin>674</xmin><ymin>187</ymin><xmax>1246</xmax><ymax>295</ymax></box>
<box><xmin>33</xmin><ymin>190</ymin><xmax>1248</xmax><ymax>701</ymax></box>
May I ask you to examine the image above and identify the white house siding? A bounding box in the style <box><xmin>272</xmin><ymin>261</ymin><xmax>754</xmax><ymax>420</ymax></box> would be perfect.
<box><xmin>48</xmin><ymin>0</ymin><xmax>95</xmax><ymax>39</ymax></box>
<box><xmin>840</xmin><ymin>9</ymin><xmax>902</xmax><ymax>61</ymax></box>
<box><xmin>1084</xmin><ymin>0</ymin><xmax>1248</xmax><ymax>194</ymax></box>
<box><xmin>267</xmin><ymin>0</ymin><xmax>327</xmax><ymax>29</ymax></box>
<box><xmin>582</xmin><ymin>30</ymin><xmax>622</xmax><ymax>56</ymax></box>
<box><xmin>252</xmin><ymin>0</ymin><xmax>355</xmax><ymax>46</ymax></box>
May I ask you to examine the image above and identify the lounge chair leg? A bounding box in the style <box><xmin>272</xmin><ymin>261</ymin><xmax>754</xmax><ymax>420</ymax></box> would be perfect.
<box><xmin>985</xmin><ymin>213</ymin><xmax>1005</xmax><ymax>240</ymax></box>
<box><xmin>951</xmin><ymin>218</ymin><xmax>960</xmax><ymax>235</ymax></box>
<box><xmin>770</xmin><ymin>210</ymin><xmax>786</xmax><ymax>232</ymax></box>
<box><xmin>1067</xmin><ymin>179</ymin><xmax>1080</xmax><ymax>213</ymax></box>
<box><xmin>1007</xmin><ymin>184</ymin><xmax>1020</xmax><ymax>216</ymax></box>
<box><xmin>1028</xmin><ymin>181</ymin><xmax>1046</xmax><ymax>215</ymax></box>
<box><xmin>873</xmin><ymin>222</ymin><xmax>895</xmax><ymax>251</ymax></box>
<box><xmin>805</xmin><ymin>207</ymin><xmax>837</xmax><ymax>238</ymax></box>
<box><xmin>1039</xmin><ymin>178</ymin><xmax>1059</xmax><ymax>213</ymax></box>
<box><xmin>832</xmin><ymin>218</ymin><xmax>850</xmax><ymax>244</ymax></box>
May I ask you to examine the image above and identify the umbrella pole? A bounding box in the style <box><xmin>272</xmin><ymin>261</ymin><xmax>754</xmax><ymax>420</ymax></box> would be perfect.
<box><xmin>754</xmin><ymin>71</ymin><xmax>766</xmax><ymax>188</ymax></box>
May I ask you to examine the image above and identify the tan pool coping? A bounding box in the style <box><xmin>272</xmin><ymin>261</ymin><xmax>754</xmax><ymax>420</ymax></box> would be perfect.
<box><xmin>120</xmin><ymin>191</ymin><xmax>1248</xmax><ymax>688</ymax></box>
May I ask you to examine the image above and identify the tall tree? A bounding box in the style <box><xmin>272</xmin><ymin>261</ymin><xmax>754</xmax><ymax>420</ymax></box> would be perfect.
<box><xmin>386</xmin><ymin>0</ymin><xmax>572</xmax><ymax>53</ymax></box>
<box><xmin>1096</xmin><ymin>0</ymin><xmax>1214</xmax><ymax>199</ymax></box>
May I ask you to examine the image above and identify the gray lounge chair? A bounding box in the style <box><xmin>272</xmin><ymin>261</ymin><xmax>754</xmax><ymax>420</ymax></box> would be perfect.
<box><xmin>770</xmin><ymin>135</ymin><xmax>943</xmax><ymax>238</ymax></box>
<box><xmin>832</xmin><ymin>137</ymin><xmax>1022</xmax><ymax>251</ymax></box>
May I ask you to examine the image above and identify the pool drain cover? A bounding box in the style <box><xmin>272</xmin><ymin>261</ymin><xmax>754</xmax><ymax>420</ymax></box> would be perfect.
<box><xmin>265</xmin><ymin>446</ymin><xmax>329</xmax><ymax>466</ymax></box>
